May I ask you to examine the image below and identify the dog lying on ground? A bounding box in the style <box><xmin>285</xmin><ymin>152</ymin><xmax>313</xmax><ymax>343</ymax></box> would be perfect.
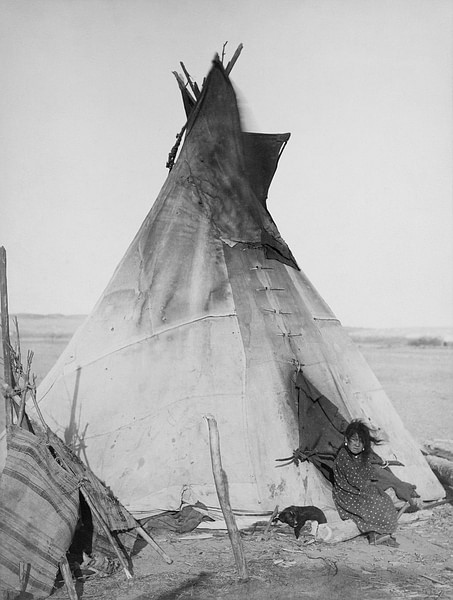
<box><xmin>273</xmin><ymin>505</ymin><xmax>327</xmax><ymax>539</ymax></box>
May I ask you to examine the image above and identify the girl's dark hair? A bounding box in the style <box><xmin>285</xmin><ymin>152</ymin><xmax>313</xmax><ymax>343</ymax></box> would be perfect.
<box><xmin>344</xmin><ymin>419</ymin><xmax>382</xmax><ymax>461</ymax></box>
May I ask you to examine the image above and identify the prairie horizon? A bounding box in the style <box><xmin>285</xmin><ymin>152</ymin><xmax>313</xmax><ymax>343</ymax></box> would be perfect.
<box><xmin>10</xmin><ymin>313</ymin><xmax>453</xmax><ymax>342</ymax></box>
<box><xmin>2</xmin><ymin>312</ymin><xmax>452</xmax><ymax>446</ymax></box>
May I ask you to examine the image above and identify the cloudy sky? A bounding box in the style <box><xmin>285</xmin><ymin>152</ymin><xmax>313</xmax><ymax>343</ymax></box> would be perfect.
<box><xmin>1</xmin><ymin>0</ymin><xmax>452</xmax><ymax>328</ymax></box>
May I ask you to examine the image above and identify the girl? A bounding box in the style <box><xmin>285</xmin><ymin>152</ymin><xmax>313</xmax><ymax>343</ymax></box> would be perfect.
<box><xmin>332</xmin><ymin>419</ymin><xmax>399</xmax><ymax>546</ymax></box>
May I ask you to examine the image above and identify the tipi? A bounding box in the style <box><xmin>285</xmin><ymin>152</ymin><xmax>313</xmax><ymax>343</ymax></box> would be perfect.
<box><xmin>29</xmin><ymin>53</ymin><xmax>444</xmax><ymax>519</ymax></box>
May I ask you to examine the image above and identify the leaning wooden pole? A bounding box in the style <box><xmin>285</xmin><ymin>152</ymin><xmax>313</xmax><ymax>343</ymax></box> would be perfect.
<box><xmin>204</xmin><ymin>414</ymin><xmax>248</xmax><ymax>581</ymax></box>
<box><xmin>225</xmin><ymin>43</ymin><xmax>244</xmax><ymax>75</ymax></box>
<box><xmin>0</xmin><ymin>246</ymin><xmax>13</xmax><ymax>426</ymax></box>
<box><xmin>79</xmin><ymin>487</ymin><xmax>132</xmax><ymax>579</ymax></box>
<box><xmin>59</xmin><ymin>555</ymin><xmax>78</xmax><ymax>600</ymax></box>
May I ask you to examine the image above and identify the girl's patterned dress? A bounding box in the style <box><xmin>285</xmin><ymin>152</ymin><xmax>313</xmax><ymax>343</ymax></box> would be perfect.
<box><xmin>332</xmin><ymin>447</ymin><xmax>398</xmax><ymax>534</ymax></box>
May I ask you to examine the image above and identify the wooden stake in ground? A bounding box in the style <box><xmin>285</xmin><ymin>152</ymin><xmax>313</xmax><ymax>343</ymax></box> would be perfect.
<box><xmin>263</xmin><ymin>505</ymin><xmax>279</xmax><ymax>538</ymax></box>
<box><xmin>0</xmin><ymin>246</ymin><xmax>13</xmax><ymax>426</ymax></box>
<box><xmin>204</xmin><ymin>414</ymin><xmax>248</xmax><ymax>581</ymax></box>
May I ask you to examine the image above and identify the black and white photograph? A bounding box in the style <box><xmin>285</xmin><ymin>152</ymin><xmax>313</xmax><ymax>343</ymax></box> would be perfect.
<box><xmin>0</xmin><ymin>1</ymin><xmax>452</xmax><ymax>598</ymax></box>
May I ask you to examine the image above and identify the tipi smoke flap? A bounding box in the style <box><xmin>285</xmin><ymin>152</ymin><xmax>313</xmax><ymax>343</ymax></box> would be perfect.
<box><xmin>26</xmin><ymin>54</ymin><xmax>444</xmax><ymax>519</ymax></box>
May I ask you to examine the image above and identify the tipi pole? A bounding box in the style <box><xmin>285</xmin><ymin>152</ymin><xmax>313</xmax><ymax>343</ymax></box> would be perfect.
<box><xmin>0</xmin><ymin>246</ymin><xmax>13</xmax><ymax>426</ymax></box>
<box><xmin>59</xmin><ymin>555</ymin><xmax>78</xmax><ymax>600</ymax></box>
<box><xmin>204</xmin><ymin>414</ymin><xmax>248</xmax><ymax>581</ymax></box>
<box><xmin>225</xmin><ymin>43</ymin><xmax>244</xmax><ymax>75</ymax></box>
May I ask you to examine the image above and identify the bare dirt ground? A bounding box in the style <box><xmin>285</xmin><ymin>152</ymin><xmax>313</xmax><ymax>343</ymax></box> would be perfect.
<box><xmin>53</xmin><ymin>499</ymin><xmax>453</xmax><ymax>600</ymax></box>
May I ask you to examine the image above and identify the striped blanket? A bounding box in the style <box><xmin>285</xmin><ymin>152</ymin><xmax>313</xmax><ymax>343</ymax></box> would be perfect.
<box><xmin>0</xmin><ymin>425</ymin><xmax>80</xmax><ymax>597</ymax></box>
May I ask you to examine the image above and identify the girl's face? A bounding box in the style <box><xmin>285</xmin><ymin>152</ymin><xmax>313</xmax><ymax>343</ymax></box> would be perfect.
<box><xmin>346</xmin><ymin>433</ymin><xmax>364</xmax><ymax>455</ymax></box>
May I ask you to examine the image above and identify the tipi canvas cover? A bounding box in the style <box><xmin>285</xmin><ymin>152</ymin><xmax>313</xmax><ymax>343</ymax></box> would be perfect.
<box><xmin>30</xmin><ymin>57</ymin><xmax>443</xmax><ymax>518</ymax></box>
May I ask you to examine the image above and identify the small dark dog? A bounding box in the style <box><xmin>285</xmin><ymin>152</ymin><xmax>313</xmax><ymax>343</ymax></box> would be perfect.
<box><xmin>274</xmin><ymin>505</ymin><xmax>327</xmax><ymax>539</ymax></box>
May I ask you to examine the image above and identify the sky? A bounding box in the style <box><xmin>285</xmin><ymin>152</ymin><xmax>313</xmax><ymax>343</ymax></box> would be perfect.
<box><xmin>0</xmin><ymin>0</ymin><xmax>452</xmax><ymax>328</ymax></box>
